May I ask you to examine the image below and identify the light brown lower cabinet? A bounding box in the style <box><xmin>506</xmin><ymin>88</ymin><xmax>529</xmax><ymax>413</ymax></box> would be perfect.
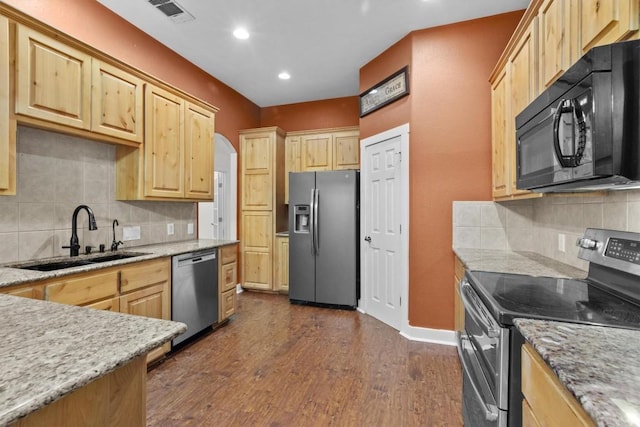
<box><xmin>521</xmin><ymin>343</ymin><xmax>595</xmax><ymax>427</ymax></box>
<box><xmin>1</xmin><ymin>258</ymin><xmax>172</xmax><ymax>365</ymax></box>
<box><xmin>219</xmin><ymin>244</ymin><xmax>238</xmax><ymax>322</ymax></box>
<box><xmin>12</xmin><ymin>355</ymin><xmax>146</xmax><ymax>427</ymax></box>
<box><xmin>275</xmin><ymin>236</ymin><xmax>289</xmax><ymax>293</ymax></box>
<box><xmin>454</xmin><ymin>256</ymin><xmax>465</xmax><ymax>333</ymax></box>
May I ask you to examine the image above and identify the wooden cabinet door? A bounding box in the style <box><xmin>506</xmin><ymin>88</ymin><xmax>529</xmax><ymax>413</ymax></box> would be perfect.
<box><xmin>453</xmin><ymin>257</ymin><xmax>465</xmax><ymax>333</ymax></box>
<box><xmin>275</xmin><ymin>236</ymin><xmax>289</xmax><ymax>292</ymax></box>
<box><xmin>219</xmin><ymin>244</ymin><xmax>238</xmax><ymax>322</ymax></box>
<box><xmin>539</xmin><ymin>0</ymin><xmax>572</xmax><ymax>89</ymax></box>
<box><xmin>0</xmin><ymin>15</ymin><xmax>13</xmax><ymax>195</ymax></box>
<box><xmin>184</xmin><ymin>102</ymin><xmax>215</xmax><ymax>200</ymax></box>
<box><xmin>284</xmin><ymin>135</ymin><xmax>301</xmax><ymax>203</ymax></box>
<box><xmin>91</xmin><ymin>60</ymin><xmax>144</xmax><ymax>143</ymax></box>
<box><xmin>521</xmin><ymin>343</ymin><xmax>595</xmax><ymax>426</ymax></box>
<box><xmin>220</xmin><ymin>290</ymin><xmax>236</xmax><ymax>321</ymax></box>
<box><xmin>301</xmin><ymin>133</ymin><xmax>332</xmax><ymax>171</ymax></box>
<box><xmin>144</xmin><ymin>84</ymin><xmax>185</xmax><ymax>198</ymax></box>
<box><xmin>333</xmin><ymin>130</ymin><xmax>360</xmax><ymax>170</ymax></box>
<box><xmin>508</xmin><ymin>19</ymin><xmax>538</xmax><ymax>197</ymax></box>
<box><xmin>220</xmin><ymin>261</ymin><xmax>237</xmax><ymax>293</ymax></box>
<box><xmin>581</xmin><ymin>0</ymin><xmax>639</xmax><ymax>52</ymax></box>
<box><xmin>491</xmin><ymin>68</ymin><xmax>509</xmax><ymax>199</ymax></box>
<box><xmin>16</xmin><ymin>25</ymin><xmax>91</xmax><ymax>129</ymax></box>
<box><xmin>45</xmin><ymin>270</ymin><xmax>119</xmax><ymax>306</ymax></box>
<box><xmin>85</xmin><ymin>296</ymin><xmax>120</xmax><ymax>312</ymax></box>
<box><xmin>0</xmin><ymin>284</ymin><xmax>43</xmax><ymax>299</ymax></box>
<box><xmin>241</xmin><ymin>132</ymin><xmax>273</xmax><ymax>210</ymax></box>
<box><xmin>241</xmin><ymin>211</ymin><xmax>273</xmax><ymax>290</ymax></box>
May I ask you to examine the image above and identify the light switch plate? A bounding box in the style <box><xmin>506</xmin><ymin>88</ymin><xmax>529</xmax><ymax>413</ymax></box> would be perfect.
<box><xmin>187</xmin><ymin>223</ymin><xmax>194</xmax><ymax>235</ymax></box>
<box><xmin>122</xmin><ymin>226</ymin><xmax>141</xmax><ymax>241</ymax></box>
<box><xmin>167</xmin><ymin>223</ymin><xmax>175</xmax><ymax>235</ymax></box>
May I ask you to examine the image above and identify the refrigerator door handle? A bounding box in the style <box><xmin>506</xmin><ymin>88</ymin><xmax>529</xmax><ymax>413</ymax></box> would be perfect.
<box><xmin>310</xmin><ymin>188</ymin><xmax>316</xmax><ymax>255</ymax></box>
<box><xmin>314</xmin><ymin>188</ymin><xmax>319</xmax><ymax>254</ymax></box>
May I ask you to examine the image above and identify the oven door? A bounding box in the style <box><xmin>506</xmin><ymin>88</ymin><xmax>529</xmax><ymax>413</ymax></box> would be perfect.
<box><xmin>458</xmin><ymin>334</ymin><xmax>507</xmax><ymax>427</ymax></box>
<box><xmin>459</xmin><ymin>278</ymin><xmax>510</xmax><ymax>410</ymax></box>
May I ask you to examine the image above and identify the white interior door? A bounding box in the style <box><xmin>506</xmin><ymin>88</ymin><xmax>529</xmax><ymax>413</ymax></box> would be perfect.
<box><xmin>361</xmin><ymin>125</ymin><xmax>408</xmax><ymax>330</ymax></box>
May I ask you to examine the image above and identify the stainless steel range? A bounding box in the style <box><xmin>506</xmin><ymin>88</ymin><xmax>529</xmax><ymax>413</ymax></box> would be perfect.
<box><xmin>457</xmin><ymin>228</ymin><xmax>640</xmax><ymax>426</ymax></box>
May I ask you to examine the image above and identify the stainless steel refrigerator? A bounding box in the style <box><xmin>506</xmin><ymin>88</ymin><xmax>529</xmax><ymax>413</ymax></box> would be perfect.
<box><xmin>289</xmin><ymin>170</ymin><xmax>359</xmax><ymax>308</ymax></box>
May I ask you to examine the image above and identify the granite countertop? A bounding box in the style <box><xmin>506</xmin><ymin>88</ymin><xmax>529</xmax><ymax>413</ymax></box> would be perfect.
<box><xmin>515</xmin><ymin>319</ymin><xmax>640</xmax><ymax>427</ymax></box>
<box><xmin>0</xmin><ymin>294</ymin><xmax>186</xmax><ymax>426</ymax></box>
<box><xmin>275</xmin><ymin>231</ymin><xmax>289</xmax><ymax>237</ymax></box>
<box><xmin>0</xmin><ymin>239</ymin><xmax>239</xmax><ymax>289</ymax></box>
<box><xmin>453</xmin><ymin>248</ymin><xmax>587</xmax><ymax>279</ymax></box>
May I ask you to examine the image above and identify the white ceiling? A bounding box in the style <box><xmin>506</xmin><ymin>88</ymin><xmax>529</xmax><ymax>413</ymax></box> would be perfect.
<box><xmin>97</xmin><ymin>0</ymin><xmax>530</xmax><ymax>107</ymax></box>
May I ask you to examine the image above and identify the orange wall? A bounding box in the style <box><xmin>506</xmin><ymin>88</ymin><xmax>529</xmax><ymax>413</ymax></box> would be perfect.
<box><xmin>3</xmin><ymin>0</ymin><xmax>261</xmax><ymax>150</ymax></box>
<box><xmin>260</xmin><ymin>96</ymin><xmax>360</xmax><ymax>131</ymax></box>
<box><xmin>360</xmin><ymin>11</ymin><xmax>523</xmax><ymax>330</ymax></box>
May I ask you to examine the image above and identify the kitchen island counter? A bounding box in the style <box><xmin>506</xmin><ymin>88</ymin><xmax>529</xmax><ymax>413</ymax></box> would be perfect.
<box><xmin>0</xmin><ymin>239</ymin><xmax>239</xmax><ymax>289</ymax></box>
<box><xmin>0</xmin><ymin>293</ymin><xmax>186</xmax><ymax>426</ymax></box>
<box><xmin>515</xmin><ymin>318</ymin><xmax>640</xmax><ymax>427</ymax></box>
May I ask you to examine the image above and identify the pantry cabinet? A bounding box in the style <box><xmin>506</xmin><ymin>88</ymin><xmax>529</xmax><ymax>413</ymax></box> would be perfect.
<box><xmin>521</xmin><ymin>343</ymin><xmax>595</xmax><ymax>426</ymax></box>
<box><xmin>0</xmin><ymin>15</ymin><xmax>14</xmax><ymax>196</ymax></box>
<box><xmin>239</xmin><ymin>127</ymin><xmax>286</xmax><ymax>292</ymax></box>
<box><xmin>219</xmin><ymin>244</ymin><xmax>238</xmax><ymax>322</ymax></box>
<box><xmin>15</xmin><ymin>24</ymin><xmax>92</xmax><ymax>130</ymax></box>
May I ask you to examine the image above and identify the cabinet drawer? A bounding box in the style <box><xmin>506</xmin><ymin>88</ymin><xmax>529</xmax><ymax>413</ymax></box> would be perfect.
<box><xmin>220</xmin><ymin>289</ymin><xmax>236</xmax><ymax>320</ymax></box>
<box><xmin>46</xmin><ymin>270</ymin><xmax>119</xmax><ymax>306</ymax></box>
<box><xmin>521</xmin><ymin>343</ymin><xmax>594</xmax><ymax>426</ymax></box>
<box><xmin>120</xmin><ymin>258</ymin><xmax>170</xmax><ymax>293</ymax></box>
<box><xmin>220</xmin><ymin>262</ymin><xmax>237</xmax><ymax>293</ymax></box>
<box><xmin>85</xmin><ymin>296</ymin><xmax>120</xmax><ymax>312</ymax></box>
<box><xmin>220</xmin><ymin>244</ymin><xmax>237</xmax><ymax>265</ymax></box>
<box><xmin>0</xmin><ymin>284</ymin><xmax>43</xmax><ymax>299</ymax></box>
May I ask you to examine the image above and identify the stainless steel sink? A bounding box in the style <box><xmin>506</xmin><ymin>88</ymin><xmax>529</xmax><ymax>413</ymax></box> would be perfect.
<box><xmin>8</xmin><ymin>252</ymin><xmax>148</xmax><ymax>272</ymax></box>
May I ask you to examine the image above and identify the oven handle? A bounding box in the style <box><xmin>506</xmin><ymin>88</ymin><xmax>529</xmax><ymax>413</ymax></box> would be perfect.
<box><xmin>456</xmin><ymin>334</ymin><xmax>499</xmax><ymax>422</ymax></box>
<box><xmin>459</xmin><ymin>278</ymin><xmax>501</xmax><ymax>338</ymax></box>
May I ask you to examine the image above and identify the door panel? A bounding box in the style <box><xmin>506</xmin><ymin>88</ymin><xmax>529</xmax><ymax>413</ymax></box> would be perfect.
<box><xmin>363</xmin><ymin>134</ymin><xmax>402</xmax><ymax>329</ymax></box>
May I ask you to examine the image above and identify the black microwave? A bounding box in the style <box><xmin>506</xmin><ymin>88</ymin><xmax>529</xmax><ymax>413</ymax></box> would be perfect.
<box><xmin>515</xmin><ymin>39</ymin><xmax>640</xmax><ymax>192</ymax></box>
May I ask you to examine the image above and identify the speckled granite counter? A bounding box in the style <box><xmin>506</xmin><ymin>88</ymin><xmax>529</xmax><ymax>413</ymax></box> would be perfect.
<box><xmin>515</xmin><ymin>318</ymin><xmax>640</xmax><ymax>427</ymax></box>
<box><xmin>275</xmin><ymin>231</ymin><xmax>289</xmax><ymax>237</ymax></box>
<box><xmin>0</xmin><ymin>239</ymin><xmax>238</xmax><ymax>289</ymax></box>
<box><xmin>0</xmin><ymin>294</ymin><xmax>186</xmax><ymax>426</ymax></box>
<box><xmin>454</xmin><ymin>248</ymin><xmax>587</xmax><ymax>279</ymax></box>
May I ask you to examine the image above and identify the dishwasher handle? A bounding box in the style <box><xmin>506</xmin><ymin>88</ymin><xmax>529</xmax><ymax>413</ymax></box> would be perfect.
<box><xmin>175</xmin><ymin>250</ymin><xmax>217</xmax><ymax>267</ymax></box>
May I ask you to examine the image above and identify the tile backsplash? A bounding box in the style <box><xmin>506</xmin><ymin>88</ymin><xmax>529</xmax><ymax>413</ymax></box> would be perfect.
<box><xmin>453</xmin><ymin>191</ymin><xmax>640</xmax><ymax>271</ymax></box>
<box><xmin>0</xmin><ymin>127</ymin><xmax>197</xmax><ymax>263</ymax></box>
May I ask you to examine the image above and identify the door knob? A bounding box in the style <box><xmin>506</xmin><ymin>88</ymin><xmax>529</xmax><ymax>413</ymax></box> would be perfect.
<box><xmin>364</xmin><ymin>236</ymin><xmax>371</xmax><ymax>243</ymax></box>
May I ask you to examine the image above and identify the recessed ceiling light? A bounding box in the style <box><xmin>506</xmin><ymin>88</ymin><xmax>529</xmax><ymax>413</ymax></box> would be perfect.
<box><xmin>233</xmin><ymin>28</ymin><xmax>250</xmax><ymax>40</ymax></box>
<box><xmin>278</xmin><ymin>72</ymin><xmax>291</xmax><ymax>80</ymax></box>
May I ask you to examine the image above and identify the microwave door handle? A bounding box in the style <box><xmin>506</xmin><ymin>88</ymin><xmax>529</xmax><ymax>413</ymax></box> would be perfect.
<box><xmin>553</xmin><ymin>99</ymin><xmax>585</xmax><ymax>168</ymax></box>
<box><xmin>459</xmin><ymin>279</ymin><xmax>501</xmax><ymax>338</ymax></box>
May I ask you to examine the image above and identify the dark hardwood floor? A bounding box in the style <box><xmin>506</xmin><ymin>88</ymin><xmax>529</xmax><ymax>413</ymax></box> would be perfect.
<box><xmin>147</xmin><ymin>292</ymin><xmax>462</xmax><ymax>426</ymax></box>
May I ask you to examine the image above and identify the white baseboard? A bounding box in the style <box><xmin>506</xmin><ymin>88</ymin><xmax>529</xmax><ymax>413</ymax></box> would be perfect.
<box><xmin>236</xmin><ymin>284</ymin><xmax>243</xmax><ymax>293</ymax></box>
<box><xmin>400</xmin><ymin>324</ymin><xmax>457</xmax><ymax>346</ymax></box>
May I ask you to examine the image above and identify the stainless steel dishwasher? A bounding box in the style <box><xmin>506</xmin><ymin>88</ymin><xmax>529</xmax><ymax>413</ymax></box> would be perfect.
<box><xmin>171</xmin><ymin>248</ymin><xmax>218</xmax><ymax>346</ymax></box>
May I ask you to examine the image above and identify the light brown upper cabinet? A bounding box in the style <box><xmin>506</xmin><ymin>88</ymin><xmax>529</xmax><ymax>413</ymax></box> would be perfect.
<box><xmin>301</xmin><ymin>132</ymin><xmax>333</xmax><ymax>171</ymax></box>
<box><xmin>16</xmin><ymin>24</ymin><xmax>92</xmax><ymax>130</ymax></box>
<box><xmin>91</xmin><ymin>60</ymin><xmax>144</xmax><ymax>143</ymax></box>
<box><xmin>581</xmin><ymin>0</ymin><xmax>639</xmax><ymax>52</ymax></box>
<box><xmin>0</xmin><ymin>15</ymin><xmax>14</xmax><ymax>196</ymax></box>
<box><xmin>184</xmin><ymin>102</ymin><xmax>215</xmax><ymax>199</ymax></box>
<box><xmin>284</xmin><ymin>126</ymin><xmax>360</xmax><ymax>202</ymax></box>
<box><xmin>333</xmin><ymin>129</ymin><xmax>360</xmax><ymax>170</ymax></box>
<box><xmin>241</xmin><ymin>128</ymin><xmax>282</xmax><ymax>211</ymax></box>
<box><xmin>116</xmin><ymin>85</ymin><xmax>215</xmax><ymax>201</ymax></box>
<box><xmin>144</xmin><ymin>84</ymin><xmax>185</xmax><ymax>198</ymax></box>
<box><xmin>491</xmin><ymin>68</ymin><xmax>509</xmax><ymax>199</ymax></box>
<box><xmin>539</xmin><ymin>0</ymin><xmax>572</xmax><ymax>89</ymax></box>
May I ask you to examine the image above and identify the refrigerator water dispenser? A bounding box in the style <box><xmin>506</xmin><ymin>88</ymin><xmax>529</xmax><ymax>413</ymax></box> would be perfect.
<box><xmin>294</xmin><ymin>205</ymin><xmax>310</xmax><ymax>233</ymax></box>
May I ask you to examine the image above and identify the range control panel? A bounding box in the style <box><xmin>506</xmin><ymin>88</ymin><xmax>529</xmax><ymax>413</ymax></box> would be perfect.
<box><xmin>605</xmin><ymin>238</ymin><xmax>640</xmax><ymax>264</ymax></box>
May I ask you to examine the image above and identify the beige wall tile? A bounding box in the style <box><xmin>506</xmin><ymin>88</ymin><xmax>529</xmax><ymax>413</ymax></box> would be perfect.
<box><xmin>19</xmin><ymin>203</ymin><xmax>55</xmax><ymax>231</ymax></box>
<box><xmin>0</xmin><ymin>204</ymin><xmax>18</xmax><ymax>233</ymax></box>
<box><xmin>19</xmin><ymin>231</ymin><xmax>55</xmax><ymax>261</ymax></box>
<box><xmin>453</xmin><ymin>202</ymin><xmax>482</xmax><ymax>226</ymax></box>
<box><xmin>0</xmin><ymin>233</ymin><xmax>19</xmax><ymax>263</ymax></box>
<box><xmin>481</xmin><ymin>227</ymin><xmax>508</xmax><ymax>250</ymax></box>
<box><xmin>453</xmin><ymin>227</ymin><xmax>481</xmax><ymax>249</ymax></box>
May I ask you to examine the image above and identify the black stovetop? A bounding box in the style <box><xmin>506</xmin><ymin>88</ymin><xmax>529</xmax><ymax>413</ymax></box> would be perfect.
<box><xmin>465</xmin><ymin>270</ymin><xmax>640</xmax><ymax>329</ymax></box>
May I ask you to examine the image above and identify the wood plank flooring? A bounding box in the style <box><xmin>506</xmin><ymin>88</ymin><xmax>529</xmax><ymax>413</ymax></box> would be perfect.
<box><xmin>146</xmin><ymin>292</ymin><xmax>462</xmax><ymax>426</ymax></box>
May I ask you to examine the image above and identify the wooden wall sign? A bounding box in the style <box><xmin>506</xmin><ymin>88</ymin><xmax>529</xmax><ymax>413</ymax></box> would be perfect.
<box><xmin>359</xmin><ymin>66</ymin><xmax>409</xmax><ymax>117</ymax></box>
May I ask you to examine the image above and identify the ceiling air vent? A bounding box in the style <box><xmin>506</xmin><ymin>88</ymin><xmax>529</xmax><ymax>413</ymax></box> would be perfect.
<box><xmin>147</xmin><ymin>0</ymin><xmax>194</xmax><ymax>24</ymax></box>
